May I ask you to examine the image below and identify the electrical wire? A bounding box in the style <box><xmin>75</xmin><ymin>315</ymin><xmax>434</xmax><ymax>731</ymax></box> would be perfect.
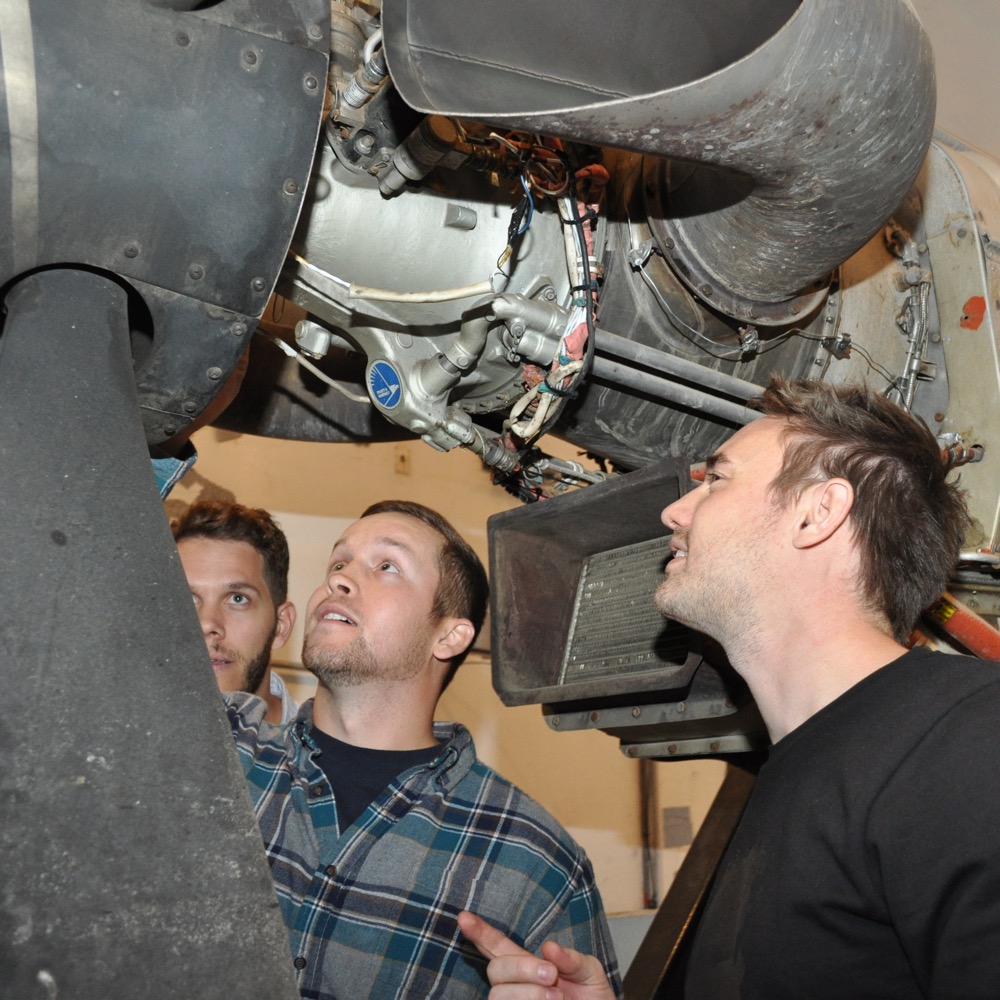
<box><xmin>288</xmin><ymin>250</ymin><xmax>495</xmax><ymax>304</ymax></box>
<box><xmin>257</xmin><ymin>331</ymin><xmax>371</xmax><ymax>404</ymax></box>
<box><xmin>363</xmin><ymin>28</ymin><xmax>382</xmax><ymax>65</ymax></box>
<box><xmin>348</xmin><ymin>280</ymin><xmax>494</xmax><ymax>303</ymax></box>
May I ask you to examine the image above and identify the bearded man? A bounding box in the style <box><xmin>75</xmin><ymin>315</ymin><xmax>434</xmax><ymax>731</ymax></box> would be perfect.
<box><xmin>174</xmin><ymin>500</ymin><xmax>297</xmax><ymax>724</ymax></box>
<box><xmin>225</xmin><ymin>499</ymin><xmax>621</xmax><ymax>1000</ymax></box>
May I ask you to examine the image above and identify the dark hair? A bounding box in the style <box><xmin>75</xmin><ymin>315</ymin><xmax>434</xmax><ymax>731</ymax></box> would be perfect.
<box><xmin>172</xmin><ymin>500</ymin><xmax>290</xmax><ymax>606</ymax></box>
<box><xmin>755</xmin><ymin>377</ymin><xmax>970</xmax><ymax>641</ymax></box>
<box><xmin>360</xmin><ymin>500</ymin><xmax>489</xmax><ymax>688</ymax></box>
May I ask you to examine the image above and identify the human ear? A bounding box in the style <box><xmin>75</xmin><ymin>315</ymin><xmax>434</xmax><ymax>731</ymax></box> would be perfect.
<box><xmin>792</xmin><ymin>478</ymin><xmax>854</xmax><ymax>549</ymax></box>
<box><xmin>271</xmin><ymin>601</ymin><xmax>296</xmax><ymax>651</ymax></box>
<box><xmin>432</xmin><ymin>618</ymin><xmax>475</xmax><ymax>662</ymax></box>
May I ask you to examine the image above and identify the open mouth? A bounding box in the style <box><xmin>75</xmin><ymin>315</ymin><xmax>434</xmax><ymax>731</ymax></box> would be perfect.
<box><xmin>318</xmin><ymin>606</ymin><xmax>356</xmax><ymax>626</ymax></box>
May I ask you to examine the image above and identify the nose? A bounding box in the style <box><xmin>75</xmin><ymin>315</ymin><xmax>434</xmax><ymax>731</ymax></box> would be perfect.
<box><xmin>660</xmin><ymin>486</ymin><xmax>701</xmax><ymax>531</ymax></box>
<box><xmin>197</xmin><ymin>603</ymin><xmax>223</xmax><ymax>639</ymax></box>
<box><xmin>326</xmin><ymin>565</ymin><xmax>356</xmax><ymax>595</ymax></box>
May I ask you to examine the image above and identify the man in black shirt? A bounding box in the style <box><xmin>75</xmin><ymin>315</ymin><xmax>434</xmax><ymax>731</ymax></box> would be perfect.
<box><xmin>459</xmin><ymin>376</ymin><xmax>1000</xmax><ymax>999</ymax></box>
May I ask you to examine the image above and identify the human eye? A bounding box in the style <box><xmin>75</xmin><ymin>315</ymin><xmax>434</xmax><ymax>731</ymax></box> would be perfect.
<box><xmin>228</xmin><ymin>592</ymin><xmax>251</xmax><ymax>607</ymax></box>
<box><xmin>377</xmin><ymin>560</ymin><xmax>401</xmax><ymax>574</ymax></box>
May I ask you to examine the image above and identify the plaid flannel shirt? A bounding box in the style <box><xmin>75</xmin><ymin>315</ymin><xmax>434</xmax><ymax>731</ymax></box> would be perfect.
<box><xmin>226</xmin><ymin>694</ymin><xmax>622</xmax><ymax>1000</ymax></box>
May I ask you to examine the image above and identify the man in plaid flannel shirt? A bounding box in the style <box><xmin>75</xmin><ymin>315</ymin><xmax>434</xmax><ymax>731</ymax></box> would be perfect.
<box><xmin>226</xmin><ymin>499</ymin><xmax>622</xmax><ymax>999</ymax></box>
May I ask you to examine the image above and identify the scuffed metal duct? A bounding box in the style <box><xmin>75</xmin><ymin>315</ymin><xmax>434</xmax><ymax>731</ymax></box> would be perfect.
<box><xmin>381</xmin><ymin>0</ymin><xmax>935</xmax><ymax>319</ymax></box>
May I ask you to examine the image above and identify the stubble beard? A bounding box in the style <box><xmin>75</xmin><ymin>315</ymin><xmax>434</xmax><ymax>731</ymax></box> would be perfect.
<box><xmin>302</xmin><ymin>623</ymin><xmax>433</xmax><ymax>691</ymax></box>
<box><xmin>654</xmin><ymin>554</ymin><xmax>764</xmax><ymax>651</ymax></box>
<box><xmin>212</xmin><ymin>622</ymin><xmax>275</xmax><ymax>697</ymax></box>
<box><xmin>654</xmin><ymin>571</ymin><xmax>701</xmax><ymax>631</ymax></box>
<box><xmin>242</xmin><ymin>642</ymin><xmax>272</xmax><ymax>697</ymax></box>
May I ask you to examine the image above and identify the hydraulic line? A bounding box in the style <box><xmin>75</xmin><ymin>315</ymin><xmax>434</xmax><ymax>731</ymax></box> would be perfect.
<box><xmin>596</xmin><ymin>330</ymin><xmax>764</xmax><ymax>402</ymax></box>
<box><xmin>591</xmin><ymin>357</ymin><xmax>760</xmax><ymax>426</ymax></box>
<box><xmin>926</xmin><ymin>592</ymin><xmax>1000</xmax><ymax>661</ymax></box>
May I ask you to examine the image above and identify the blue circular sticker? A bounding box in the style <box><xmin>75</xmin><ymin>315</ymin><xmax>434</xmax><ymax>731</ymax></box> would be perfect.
<box><xmin>368</xmin><ymin>360</ymin><xmax>402</xmax><ymax>409</ymax></box>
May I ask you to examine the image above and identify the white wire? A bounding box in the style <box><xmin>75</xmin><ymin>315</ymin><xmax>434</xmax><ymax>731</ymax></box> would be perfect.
<box><xmin>259</xmin><ymin>332</ymin><xmax>371</xmax><ymax>405</ymax></box>
<box><xmin>288</xmin><ymin>251</ymin><xmax>351</xmax><ymax>290</ymax></box>
<box><xmin>348</xmin><ymin>279</ymin><xmax>493</xmax><ymax>303</ymax></box>
<box><xmin>288</xmin><ymin>251</ymin><xmax>494</xmax><ymax>304</ymax></box>
<box><xmin>508</xmin><ymin>360</ymin><xmax>584</xmax><ymax>438</ymax></box>
<box><xmin>363</xmin><ymin>28</ymin><xmax>383</xmax><ymax>65</ymax></box>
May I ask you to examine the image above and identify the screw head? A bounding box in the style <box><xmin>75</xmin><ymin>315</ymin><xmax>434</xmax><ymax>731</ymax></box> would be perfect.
<box><xmin>304</xmin><ymin>75</ymin><xmax>319</xmax><ymax>92</ymax></box>
<box><xmin>183</xmin><ymin>400</ymin><xmax>198</xmax><ymax>413</ymax></box>
<box><xmin>251</xmin><ymin>277</ymin><xmax>266</xmax><ymax>293</ymax></box>
<box><xmin>242</xmin><ymin>49</ymin><xmax>258</xmax><ymax>66</ymax></box>
<box><xmin>188</xmin><ymin>264</ymin><xmax>204</xmax><ymax>281</ymax></box>
<box><xmin>207</xmin><ymin>367</ymin><xmax>223</xmax><ymax>381</ymax></box>
<box><xmin>283</xmin><ymin>178</ymin><xmax>299</xmax><ymax>195</ymax></box>
<box><xmin>231</xmin><ymin>322</ymin><xmax>247</xmax><ymax>337</ymax></box>
<box><xmin>123</xmin><ymin>242</ymin><xmax>140</xmax><ymax>259</ymax></box>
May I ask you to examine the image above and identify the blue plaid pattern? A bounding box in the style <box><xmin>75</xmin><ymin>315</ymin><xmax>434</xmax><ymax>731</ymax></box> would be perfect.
<box><xmin>226</xmin><ymin>694</ymin><xmax>622</xmax><ymax>999</ymax></box>
<box><xmin>151</xmin><ymin>442</ymin><xmax>196</xmax><ymax>499</ymax></box>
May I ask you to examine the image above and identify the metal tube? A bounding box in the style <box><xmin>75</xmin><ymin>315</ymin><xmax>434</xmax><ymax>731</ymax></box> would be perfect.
<box><xmin>596</xmin><ymin>330</ymin><xmax>764</xmax><ymax>401</ymax></box>
<box><xmin>591</xmin><ymin>357</ymin><xmax>759</xmax><ymax>425</ymax></box>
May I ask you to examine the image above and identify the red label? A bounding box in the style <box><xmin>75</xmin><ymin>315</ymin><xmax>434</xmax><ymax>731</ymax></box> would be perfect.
<box><xmin>960</xmin><ymin>296</ymin><xmax>987</xmax><ymax>330</ymax></box>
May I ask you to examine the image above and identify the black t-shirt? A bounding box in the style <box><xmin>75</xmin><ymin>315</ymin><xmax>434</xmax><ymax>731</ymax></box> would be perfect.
<box><xmin>309</xmin><ymin>727</ymin><xmax>442</xmax><ymax>832</ymax></box>
<box><xmin>685</xmin><ymin>647</ymin><xmax>1000</xmax><ymax>1000</ymax></box>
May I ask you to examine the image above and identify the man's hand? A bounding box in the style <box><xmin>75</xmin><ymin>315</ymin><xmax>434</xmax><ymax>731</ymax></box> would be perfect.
<box><xmin>458</xmin><ymin>910</ymin><xmax>617</xmax><ymax>1000</ymax></box>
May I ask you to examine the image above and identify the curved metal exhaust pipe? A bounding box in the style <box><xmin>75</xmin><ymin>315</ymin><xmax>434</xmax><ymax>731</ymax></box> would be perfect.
<box><xmin>382</xmin><ymin>0</ymin><xmax>935</xmax><ymax>317</ymax></box>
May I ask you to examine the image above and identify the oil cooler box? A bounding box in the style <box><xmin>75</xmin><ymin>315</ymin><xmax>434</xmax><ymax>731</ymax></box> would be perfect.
<box><xmin>488</xmin><ymin>457</ymin><xmax>765</xmax><ymax>758</ymax></box>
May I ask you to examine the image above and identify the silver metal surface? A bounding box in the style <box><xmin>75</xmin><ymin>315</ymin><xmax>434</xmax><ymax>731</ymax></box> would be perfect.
<box><xmin>383</xmin><ymin>0</ymin><xmax>935</xmax><ymax>310</ymax></box>
<box><xmin>560</xmin><ymin>537</ymin><xmax>687</xmax><ymax>684</ymax></box>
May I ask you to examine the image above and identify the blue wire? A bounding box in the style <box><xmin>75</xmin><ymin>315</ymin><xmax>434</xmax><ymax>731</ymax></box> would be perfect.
<box><xmin>517</xmin><ymin>174</ymin><xmax>534</xmax><ymax>235</ymax></box>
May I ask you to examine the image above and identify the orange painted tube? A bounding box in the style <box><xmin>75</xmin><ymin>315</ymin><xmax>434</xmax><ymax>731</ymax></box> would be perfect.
<box><xmin>926</xmin><ymin>592</ymin><xmax>1000</xmax><ymax>661</ymax></box>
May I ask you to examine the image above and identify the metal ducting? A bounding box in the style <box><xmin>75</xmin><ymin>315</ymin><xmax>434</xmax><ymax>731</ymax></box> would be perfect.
<box><xmin>381</xmin><ymin>0</ymin><xmax>935</xmax><ymax>315</ymax></box>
